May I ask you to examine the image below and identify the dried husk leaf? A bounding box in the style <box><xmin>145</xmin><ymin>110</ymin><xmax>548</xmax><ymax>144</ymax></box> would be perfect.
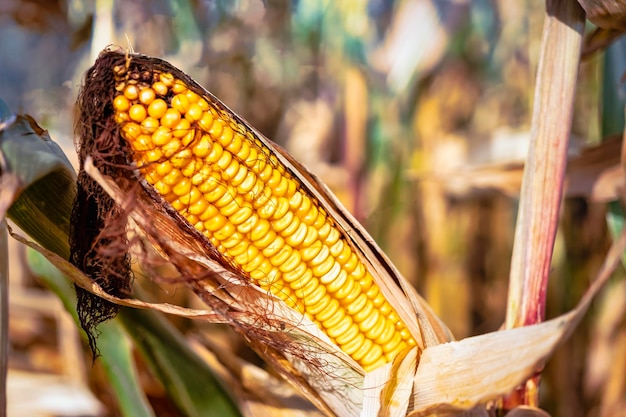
<box><xmin>402</xmin><ymin>217</ymin><xmax>626</xmax><ymax>416</ymax></box>
<box><xmin>420</xmin><ymin>134</ymin><xmax>624</xmax><ymax>202</ymax></box>
<box><xmin>10</xmin><ymin>229</ymin><xmax>226</xmax><ymax>322</ymax></box>
<box><xmin>409</xmin><ymin>318</ymin><xmax>571</xmax><ymax>416</ymax></box>
<box><xmin>582</xmin><ymin>26</ymin><xmax>626</xmax><ymax>57</ymax></box>
<box><xmin>578</xmin><ymin>0</ymin><xmax>626</xmax><ymax>30</ymax></box>
<box><xmin>376</xmin><ymin>347</ymin><xmax>419</xmax><ymax>417</ymax></box>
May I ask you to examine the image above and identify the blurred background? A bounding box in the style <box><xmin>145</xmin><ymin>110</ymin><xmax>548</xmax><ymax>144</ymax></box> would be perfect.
<box><xmin>1</xmin><ymin>0</ymin><xmax>625</xmax><ymax>416</ymax></box>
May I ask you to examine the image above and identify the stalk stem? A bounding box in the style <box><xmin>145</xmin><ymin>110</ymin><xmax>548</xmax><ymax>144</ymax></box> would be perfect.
<box><xmin>0</xmin><ymin>220</ymin><xmax>8</xmax><ymax>417</ymax></box>
<box><xmin>504</xmin><ymin>0</ymin><xmax>585</xmax><ymax>408</ymax></box>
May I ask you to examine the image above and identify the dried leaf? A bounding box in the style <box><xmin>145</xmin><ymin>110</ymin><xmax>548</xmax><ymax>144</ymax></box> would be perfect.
<box><xmin>578</xmin><ymin>0</ymin><xmax>626</xmax><ymax>30</ymax></box>
<box><xmin>378</xmin><ymin>347</ymin><xmax>419</xmax><ymax>417</ymax></box>
<box><xmin>582</xmin><ymin>27</ymin><xmax>626</xmax><ymax>58</ymax></box>
<box><xmin>403</xmin><ymin>208</ymin><xmax>626</xmax><ymax>416</ymax></box>
<box><xmin>0</xmin><ymin>173</ymin><xmax>20</xmax><ymax>223</ymax></box>
<box><xmin>411</xmin><ymin>134</ymin><xmax>624</xmax><ymax>202</ymax></box>
<box><xmin>409</xmin><ymin>316</ymin><xmax>572</xmax><ymax>415</ymax></box>
<box><xmin>10</xmin><ymin>229</ymin><xmax>227</xmax><ymax>322</ymax></box>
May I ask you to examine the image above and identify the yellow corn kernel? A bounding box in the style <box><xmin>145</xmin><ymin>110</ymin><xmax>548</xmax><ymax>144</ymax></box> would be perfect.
<box><xmin>113</xmin><ymin>95</ymin><xmax>130</xmax><ymax>112</ymax></box>
<box><xmin>172</xmin><ymin>119</ymin><xmax>192</xmax><ymax>139</ymax></box>
<box><xmin>152</xmin><ymin>126</ymin><xmax>172</xmax><ymax>146</ymax></box>
<box><xmin>141</xmin><ymin>117</ymin><xmax>159</xmax><ymax>134</ymax></box>
<box><xmin>129</xmin><ymin>104</ymin><xmax>147</xmax><ymax>123</ymax></box>
<box><xmin>152</xmin><ymin>81</ymin><xmax>168</xmax><ymax>96</ymax></box>
<box><xmin>161</xmin><ymin>108</ymin><xmax>182</xmax><ymax>128</ymax></box>
<box><xmin>139</xmin><ymin>88</ymin><xmax>156</xmax><ymax>105</ymax></box>
<box><xmin>124</xmin><ymin>84</ymin><xmax>139</xmax><ymax>100</ymax></box>
<box><xmin>172</xmin><ymin>94</ymin><xmax>191</xmax><ymax>114</ymax></box>
<box><xmin>148</xmin><ymin>98</ymin><xmax>168</xmax><ymax>119</ymax></box>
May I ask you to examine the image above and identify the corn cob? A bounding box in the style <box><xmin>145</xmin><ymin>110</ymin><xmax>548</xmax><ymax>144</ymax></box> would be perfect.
<box><xmin>111</xmin><ymin>64</ymin><xmax>416</xmax><ymax>372</ymax></box>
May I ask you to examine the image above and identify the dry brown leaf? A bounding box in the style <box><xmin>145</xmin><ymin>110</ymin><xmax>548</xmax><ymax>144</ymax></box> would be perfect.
<box><xmin>409</xmin><ymin>316</ymin><xmax>573</xmax><ymax>415</ymax></box>
<box><xmin>567</xmin><ymin>134</ymin><xmax>623</xmax><ymax>201</ymax></box>
<box><xmin>578</xmin><ymin>0</ymin><xmax>626</xmax><ymax>30</ymax></box>
<box><xmin>417</xmin><ymin>134</ymin><xmax>624</xmax><ymax>202</ymax></box>
<box><xmin>9</xmin><ymin>229</ymin><xmax>228</xmax><ymax>322</ymax></box>
<box><xmin>582</xmin><ymin>26</ymin><xmax>626</xmax><ymax>57</ymax></box>
<box><xmin>378</xmin><ymin>347</ymin><xmax>419</xmax><ymax>417</ymax></box>
<box><xmin>0</xmin><ymin>173</ymin><xmax>20</xmax><ymax>223</ymax></box>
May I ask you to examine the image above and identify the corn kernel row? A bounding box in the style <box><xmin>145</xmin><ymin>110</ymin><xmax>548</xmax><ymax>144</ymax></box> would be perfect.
<box><xmin>111</xmin><ymin>67</ymin><xmax>416</xmax><ymax>371</ymax></box>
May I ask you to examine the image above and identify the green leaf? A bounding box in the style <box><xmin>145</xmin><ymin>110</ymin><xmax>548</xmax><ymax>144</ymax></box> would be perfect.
<box><xmin>27</xmin><ymin>250</ymin><xmax>156</xmax><ymax>417</ymax></box>
<box><xmin>601</xmin><ymin>36</ymin><xmax>626</xmax><ymax>138</ymax></box>
<box><xmin>118</xmin><ymin>307</ymin><xmax>241</xmax><ymax>417</ymax></box>
<box><xmin>601</xmin><ymin>37</ymin><xmax>626</xmax><ymax>265</ymax></box>
<box><xmin>0</xmin><ymin>111</ymin><xmax>75</xmax><ymax>258</ymax></box>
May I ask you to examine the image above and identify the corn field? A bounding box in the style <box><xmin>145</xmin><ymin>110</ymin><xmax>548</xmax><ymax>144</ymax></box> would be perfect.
<box><xmin>0</xmin><ymin>1</ymin><xmax>625</xmax><ymax>417</ymax></box>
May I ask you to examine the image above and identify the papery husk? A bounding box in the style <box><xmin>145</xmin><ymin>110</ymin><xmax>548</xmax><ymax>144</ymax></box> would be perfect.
<box><xmin>578</xmin><ymin>0</ymin><xmax>626</xmax><ymax>30</ymax></box>
<box><xmin>401</xmin><ymin>221</ymin><xmax>626</xmax><ymax>417</ymax></box>
<box><xmin>363</xmin><ymin>347</ymin><xmax>419</xmax><ymax>417</ymax></box>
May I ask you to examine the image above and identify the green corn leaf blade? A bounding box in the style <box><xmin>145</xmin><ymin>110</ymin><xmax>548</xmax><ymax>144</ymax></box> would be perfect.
<box><xmin>0</xmin><ymin>109</ymin><xmax>75</xmax><ymax>258</ymax></box>
<box><xmin>601</xmin><ymin>36</ymin><xmax>626</xmax><ymax>138</ymax></box>
<box><xmin>118</xmin><ymin>306</ymin><xmax>241</xmax><ymax>417</ymax></box>
<box><xmin>27</xmin><ymin>250</ymin><xmax>156</xmax><ymax>417</ymax></box>
<box><xmin>602</xmin><ymin>37</ymin><xmax>626</xmax><ymax>267</ymax></box>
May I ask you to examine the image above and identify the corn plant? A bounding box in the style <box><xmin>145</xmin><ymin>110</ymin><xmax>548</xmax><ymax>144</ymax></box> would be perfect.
<box><xmin>1</xmin><ymin>1</ymin><xmax>625</xmax><ymax>416</ymax></box>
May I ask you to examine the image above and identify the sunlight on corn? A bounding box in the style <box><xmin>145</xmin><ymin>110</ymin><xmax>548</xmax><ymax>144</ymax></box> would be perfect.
<box><xmin>111</xmin><ymin>64</ymin><xmax>416</xmax><ymax>371</ymax></box>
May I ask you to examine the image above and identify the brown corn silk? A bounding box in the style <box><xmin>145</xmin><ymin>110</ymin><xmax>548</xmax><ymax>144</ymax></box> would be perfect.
<box><xmin>72</xmin><ymin>48</ymin><xmax>425</xmax><ymax>381</ymax></box>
